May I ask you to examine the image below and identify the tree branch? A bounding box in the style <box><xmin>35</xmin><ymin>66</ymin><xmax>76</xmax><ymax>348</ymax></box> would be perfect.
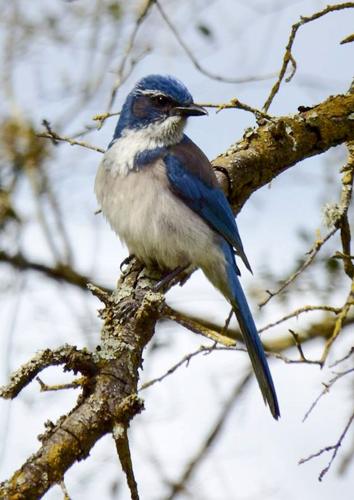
<box><xmin>213</xmin><ymin>92</ymin><xmax>354</xmax><ymax>213</ymax></box>
<box><xmin>0</xmin><ymin>264</ymin><xmax>160</xmax><ymax>498</ymax></box>
<box><xmin>0</xmin><ymin>249</ymin><xmax>111</xmax><ymax>293</ymax></box>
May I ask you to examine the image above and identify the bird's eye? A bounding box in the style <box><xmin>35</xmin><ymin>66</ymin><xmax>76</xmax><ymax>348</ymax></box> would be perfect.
<box><xmin>152</xmin><ymin>95</ymin><xmax>170</xmax><ymax>106</ymax></box>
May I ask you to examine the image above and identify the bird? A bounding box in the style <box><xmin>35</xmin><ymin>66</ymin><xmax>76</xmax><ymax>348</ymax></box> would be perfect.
<box><xmin>95</xmin><ymin>74</ymin><xmax>280</xmax><ymax>419</ymax></box>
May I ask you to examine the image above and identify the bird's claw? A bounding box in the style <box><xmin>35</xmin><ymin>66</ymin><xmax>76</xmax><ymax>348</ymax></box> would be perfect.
<box><xmin>119</xmin><ymin>254</ymin><xmax>136</xmax><ymax>273</ymax></box>
<box><xmin>116</xmin><ymin>289</ymin><xmax>146</xmax><ymax>322</ymax></box>
<box><xmin>117</xmin><ymin>298</ymin><xmax>139</xmax><ymax>321</ymax></box>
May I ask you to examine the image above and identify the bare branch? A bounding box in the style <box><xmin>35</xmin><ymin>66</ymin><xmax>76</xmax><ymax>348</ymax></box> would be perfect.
<box><xmin>338</xmin><ymin>142</ymin><xmax>354</xmax><ymax>278</ymax></box>
<box><xmin>113</xmin><ymin>424</ymin><xmax>140</xmax><ymax>500</ymax></box>
<box><xmin>162</xmin><ymin>304</ymin><xmax>236</xmax><ymax>347</ymax></box>
<box><xmin>0</xmin><ymin>345</ymin><xmax>97</xmax><ymax>400</ymax></box>
<box><xmin>107</xmin><ymin>0</ymin><xmax>155</xmax><ymax>111</ymax></box>
<box><xmin>164</xmin><ymin>372</ymin><xmax>252</xmax><ymax>500</ymax></box>
<box><xmin>155</xmin><ymin>0</ymin><xmax>275</xmax><ymax>85</ymax></box>
<box><xmin>259</xmin><ymin>228</ymin><xmax>338</xmax><ymax>308</ymax></box>
<box><xmin>198</xmin><ymin>98</ymin><xmax>272</xmax><ymax>122</ymax></box>
<box><xmin>299</xmin><ymin>410</ymin><xmax>354</xmax><ymax>481</ymax></box>
<box><xmin>0</xmin><ymin>249</ymin><xmax>111</xmax><ymax>293</ymax></box>
<box><xmin>140</xmin><ymin>345</ymin><xmax>216</xmax><ymax>391</ymax></box>
<box><xmin>214</xmin><ymin>92</ymin><xmax>354</xmax><ymax>214</ymax></box>
<box><xmin>330</xmin><ymin>346</ymin><xmax>354</xmax><ymax>368</ymax></box>
<box><xmin>259</xmin><ymin>305</ymin><xmax>341</xmax><ymax>333</ymax></box>
<box><xmin>36</xmin><ymin>376</ymin><xmax>87</xmax><ymax>393</ymax></box>
<box><xmin>39</xmin><ymin>120</ymin><xmax>105</xmax><ymax>153</ymax></box>
<box><xmin>320</xmin><ymin>277</ymin><xmax>354</xmax><ymax>363</ymax></box>
<box><xmin>263</xmin><ymin>2</ymin><xmax>354</xmax><ymax>111</ymax></box>
<box><xmin>303</xmin><ymin>367</ymin><xmax>354</xmax><ymax>422</ymax></box>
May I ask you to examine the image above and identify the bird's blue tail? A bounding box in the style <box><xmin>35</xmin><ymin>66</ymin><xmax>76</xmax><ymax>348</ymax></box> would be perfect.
<box><xmin>222</xmin><ymin>243</ymin><xmax>280</xmax><ymax>419</ymax></box>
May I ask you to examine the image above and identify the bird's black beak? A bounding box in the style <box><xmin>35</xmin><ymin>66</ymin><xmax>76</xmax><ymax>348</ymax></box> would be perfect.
<box><xmin>173</xmin><ymin>103</ymin><xmax>208</xmax><ymax>117</ymax></box>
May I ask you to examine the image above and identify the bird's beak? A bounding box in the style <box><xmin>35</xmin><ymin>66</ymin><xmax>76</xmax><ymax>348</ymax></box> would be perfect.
<box><xmin>173</xmin><ymin>103</ymin><xmax>208</xmax><ymax>117</ymax></box>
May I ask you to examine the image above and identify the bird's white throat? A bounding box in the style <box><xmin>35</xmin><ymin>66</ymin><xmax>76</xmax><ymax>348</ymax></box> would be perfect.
<box><xmin>104</xmin><ymin>116</ymin><xmax>185</xmax><ymax>176</ymax></box>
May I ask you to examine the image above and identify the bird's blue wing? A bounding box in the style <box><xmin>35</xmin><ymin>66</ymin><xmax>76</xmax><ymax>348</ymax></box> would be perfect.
<box><xmin>165</xmin><ymin>137</ymin><xmax>251</xmax><ymax>272</ymax></box>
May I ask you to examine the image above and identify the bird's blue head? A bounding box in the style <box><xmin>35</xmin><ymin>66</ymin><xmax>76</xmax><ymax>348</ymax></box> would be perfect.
<box><xmin>112</xmin><ymin>74</ymin><xmax>207</xmax><ymax>140</ymax></box>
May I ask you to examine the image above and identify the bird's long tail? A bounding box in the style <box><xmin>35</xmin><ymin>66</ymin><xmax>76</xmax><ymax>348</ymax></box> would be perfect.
<box><xmin>222</xmin><ymin>244</ymin><xmax>280</xmax><ymax>419</ymax></box>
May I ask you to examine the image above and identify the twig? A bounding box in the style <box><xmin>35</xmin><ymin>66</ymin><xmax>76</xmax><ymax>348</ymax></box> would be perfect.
<box><xmin>259</xmin><ymin>305</ymin><xmax>340</xmax><ymax>333</ymax></box>
<box><xmin>338</xmin><ymin>422</ymin><xmax>354</xmax><ymax>474</ymax></box>
<box><xmin>0</xmin><ymin>249</ymin><xmax>111</xmax><ymax>293</ymax></box>
<box><xmin>338</xmin><ymin>142</ymin><xmax>354</xmax><ymax>278</ymax></box>
<box><xmin>198</xmin><ymin>99</ymin><xmax>271</xmax><ymax>122</ymax></box>
<box><xmin>59</xmin><ymin>480</ymin><xmax>72</xmax><ymax>500</ymax></box>
<box><xmin>39</xmin><ymin>120</ymin><xmax>105</xmax><ymax>153</ymax></box>
<box><xmin>0</xmin><ymin>345</ymin><xmax>97</xmax><ymax>399</ymax></box>
<box><xmin>92</xmin><ymin>110</ymin><xmax>120</xmax><ymax>129</ymax></box>
<box><xmin>303</xmin><ymin>367</ymin><xmax>354</xmax><ymax>422</ymax></box>
<box><xmin>341</xmin><ymin>33</ymin><xmax>354</xmax><ymax>44</ymax></box>
<box><xmin>299</xmin><ymin>410</ymin><xmax>354</xmax><ymax>481</ymax></box>
<box><xmin>259</xmin><ymin>228</ymin><xmax>338</xmax><ymax>308</ymax></box>
<box><xmin>155</xmin><ymin>0</ymin><xmax>275</xmax><ymax>85</ymax></box>
<box><xmin>221</xmin><ymin>307</ymin><xmax>234</xmax><ymax>336</ymax></box>
<box><xmin>162</xmin><ymin>304</ymin><xmax>236</xmax><ymax>347</ymax></box>
<box><xmin>107</xmin><ymin>0</ymin><xmax>154</xmax><ymax>111</ymax></box>
<box><xmin>320</xmin><ymin>277</ymin><xmax>354</xmax><ymax>364</ymax></box>
<box><xmin>40</xmin><ymin>163</ymin><xmax>74</xmax><ymax>266</ymax></box>
<box><xmin>289</xmin><ymin>329</ymin><xmax>309</xmax><ymax>362</ymax></box>
<box><xmin>113</xmin><ymin>424</ymin><xmax>139</xmax><ymax>500</ymax></box>
<box><xmin>263</xmin><ymin>2</ymin><xmax>354</xmax><ymax>111</ymax></box>
<box><xmin>164</xmin><ymin>371</ymin><xmax>252</xmax><ymax>500</ymax></box>
<box><xmin>36</xmin><ymin>376</ymin><xmax>87</xmax><ymax>392</ymax></box>
<box><xmin>24</xmin><ymin>161</ymin><xmax>66</xmax><ymax>266</ymax></box>
<box><xmin>140</xmin><ymin>345</ymin><xmax>216</xmax><ymax>391</ymax></box>
<box><xmin>330</xmin><ymin>346</ymin><xmax>354</xmax><ymax>368</ymax></box>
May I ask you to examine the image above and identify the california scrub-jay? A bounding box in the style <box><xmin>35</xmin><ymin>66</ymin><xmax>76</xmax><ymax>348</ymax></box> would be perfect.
<box><xmin>95</xmin><ymin>75</ymin><xmax>280</xmax><ymax>419</ymax></box>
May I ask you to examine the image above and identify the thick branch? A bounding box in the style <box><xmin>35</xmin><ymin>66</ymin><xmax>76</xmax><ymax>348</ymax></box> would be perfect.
<box><xmin>0</xmin><ymin>265</ymin><xmax>162</xmax><ymax>499</ymax></box>
<box><xmin>213</xmin><ymin>92</ymin><xmax>354</xmax><ymax>212</ymax></box>
<box><xmin>0</xmin><ymin>249</ymin><xmax>111</xmax><ymax>293</ymax></box>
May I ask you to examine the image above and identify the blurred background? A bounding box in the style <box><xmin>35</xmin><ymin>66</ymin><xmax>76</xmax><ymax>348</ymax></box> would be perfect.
<box><xmin>0</xmin><ymin>0</ymin><xmax>354</xmax><ymax>498</ymax></box>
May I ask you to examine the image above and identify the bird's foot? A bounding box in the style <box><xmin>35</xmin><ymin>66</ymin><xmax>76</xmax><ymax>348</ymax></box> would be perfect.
<box><xmin>116</xmin><ymin>290</ymin><xmax>145</xmax><ymax>322</ymax></box>
<box><xmin>119</xmin><ymin>254</ymin><xmax>136</xmax><ymax>273</ymax></box>
<box><xmin>153</xmin><ymin>265</ymin><xmax>189</xmax><ymax>292</ymax></box>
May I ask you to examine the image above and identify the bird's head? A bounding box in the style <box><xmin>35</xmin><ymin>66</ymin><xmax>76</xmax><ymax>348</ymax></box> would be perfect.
<box><xmin>113</xmin><ymin>75</ymin><xmax>207</xmax><ymax>143</ymax></box>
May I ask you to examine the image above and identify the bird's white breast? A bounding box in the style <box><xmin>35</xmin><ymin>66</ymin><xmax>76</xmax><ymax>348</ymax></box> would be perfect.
<box><xmin>95</xmin><ymin>158</ymin><xmax>226</xmax><ymax>274</ymax></box>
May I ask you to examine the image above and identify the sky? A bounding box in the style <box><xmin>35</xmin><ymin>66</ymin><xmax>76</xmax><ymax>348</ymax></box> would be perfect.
<box><xmin>1</xmin><ymin>1</ymin><xmax>354</xmax><ymax>499</ymax></box>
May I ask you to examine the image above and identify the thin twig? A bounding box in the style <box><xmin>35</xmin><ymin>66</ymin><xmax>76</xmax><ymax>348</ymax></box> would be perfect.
<box><xmin>39</xmin><ymin>120</ymin><xmax>105</xmax><ymax>153</ymax></box>
<box><xmin>259</xmin><ymin>305</ymin><xmax>340</xmax><ymax>333</ymax></box>
<box><xmin>263</xmin><ymin>2</ymin><xmax>354</xmax><ymax>111</ymax></box>
<box><xmin>0</xmin><ymin>249</ymin><xmax>111</xmax><ymax>293</ymax></box>
<box><xmin>113</xmin><ymin>424</ymin><xmax>140</xmax><ymax>500</ymax></box>
<box><xmin>107</xmin><ymin>0</ymin><xmax>154</xmax><ymax>111</ymax></box>
<box><xmin>164</xmin><ymin>371</ymin><xmax>252</xmax><ymax>500</ymax></box>
<box><xmin>303</xmin><ymin>367</ymin><xmax>354</xmax><ymax>422</ymax></box>
<box><xmin>140</xmin><ymin>345</ymin><xmax>216</xmax><ymax>391</ymax></box>
<box><xmin>329</xmin><ymin>346</ymin><xmax>354</xmax><ymax>368</ymax></box>
<box><xmin>198</xmin><ymin>99</ymin><xmax>271</xmax><ymax>121</ymax></box>
<box><xmin>162</xmin><ymin>304</ymin><xmax>236</xmax><ymax>347</ymax></box>
<box><xmin>289</xmin><ymin>329</ymin><xmax>309</xmax><ymax>362</ymax></box>
<box><xmin>338</xmin><ymin>142</ymin><xmax>354</xmax><ymax>278</ymax></box>
<box><xmin>0</xmin><ymin>346</ymin><xmax>97</xmax><ymax>399</ymax></box>
<box><xmin>59</xmin><ymin>480</ymin><xmax>72</xmax><ymax>500</ymax></box>
<box><xmin>299</xmin><ymin>410</ymin><xmax>354</xmax><ymax>481</ymax></box>
<box><xmin>259</xmin><ymin>228</ymin><xmax>338</xmax><ymax>308</ymax></box>
<box><xmin>320</xmin><ymin>277</ymin><xmax>354</xmax><ymax>364</ymax></box>
<box><xmin>36</xmin><ymin>376</ymin><xmax>87</xmax><ymax>392</ymax></box>
<box><xmin>155</xmin><ymin>0</ymin><xmax>275</xmax><ymax>85</ymax></box>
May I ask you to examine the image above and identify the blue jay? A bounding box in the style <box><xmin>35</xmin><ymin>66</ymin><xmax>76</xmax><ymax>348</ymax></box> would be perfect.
<box><xmin>95</xmin><ymin>75</ymin><xmax>280</xmax><ymax>419</ymax></box>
